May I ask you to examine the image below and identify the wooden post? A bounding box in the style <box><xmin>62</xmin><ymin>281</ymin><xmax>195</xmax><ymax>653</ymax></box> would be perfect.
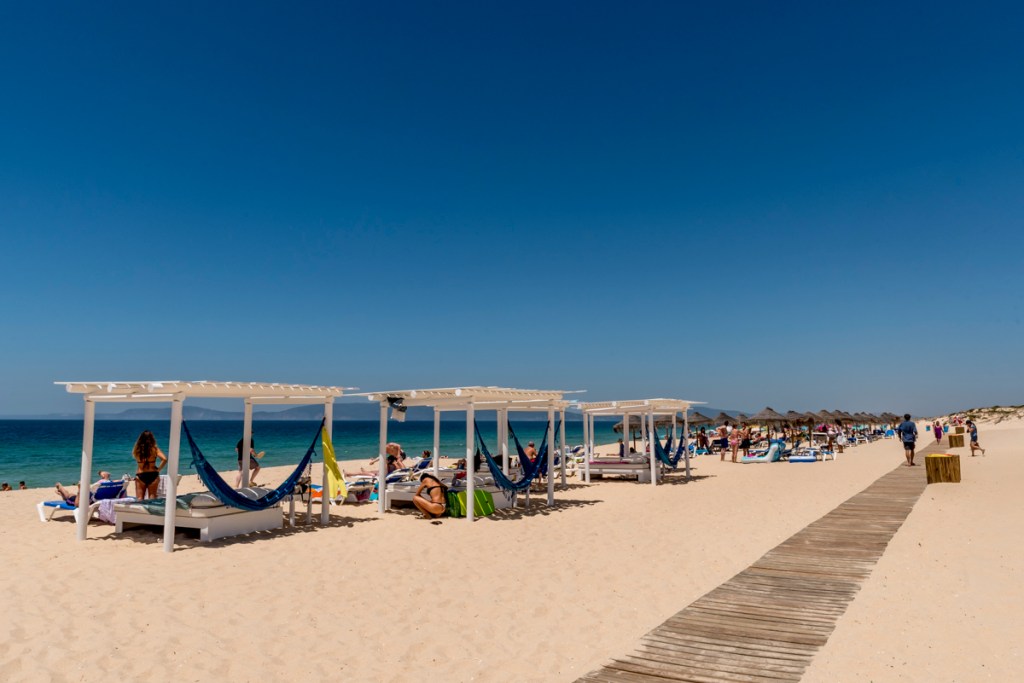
<box><xmin>947</xmin><ymin>434</ymin><xmax>965</xmax><ymax>448</ymax></box>
<box><xmin>926</xmin><ymin>454</ymin><xmax>961</xmax><ymax>484</ymax></box>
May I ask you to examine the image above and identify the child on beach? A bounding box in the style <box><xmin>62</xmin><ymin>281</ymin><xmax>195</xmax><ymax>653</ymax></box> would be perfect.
<box><xmin>967</xmin><ymin>420</ymin><xmax>986</xmax><ymax>456</ymax></box>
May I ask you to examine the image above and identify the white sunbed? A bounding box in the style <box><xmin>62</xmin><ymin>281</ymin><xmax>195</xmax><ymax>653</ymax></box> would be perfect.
<box><xmin>586</xmin><ymin>457</ymin><xmax>657</xmax><ymax>482</ymax></box>
<box><xmin>114</xmin><ymin>488</ymin><xmax>283</xmax><ymax>542</ymax></box>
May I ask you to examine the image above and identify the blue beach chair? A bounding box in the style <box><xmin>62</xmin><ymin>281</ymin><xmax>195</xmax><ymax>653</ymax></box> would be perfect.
<box><xmin>36</xmin><ymin>480</ymin><xmax>129</xmax><ymax>522</ymax></box>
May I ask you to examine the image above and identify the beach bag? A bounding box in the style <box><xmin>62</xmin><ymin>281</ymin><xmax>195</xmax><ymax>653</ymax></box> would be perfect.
<box><xmin>446</xmin><ymin>490</ymin><xmax>496</xmax><ymax>518</ymax></box>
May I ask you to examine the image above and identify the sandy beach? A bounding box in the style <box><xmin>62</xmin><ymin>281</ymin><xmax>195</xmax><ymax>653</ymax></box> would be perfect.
<box><xmin>1</xmin><ymin>422</ymin><xmax>1019</xmax><ymax>682</ymax></box>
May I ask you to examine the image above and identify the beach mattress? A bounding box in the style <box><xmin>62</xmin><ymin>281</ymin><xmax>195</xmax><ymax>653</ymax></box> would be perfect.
<box><xmin>788</xmin><ymin>455</ymin><xmax>818</xmax><ymax>463</ymax></box>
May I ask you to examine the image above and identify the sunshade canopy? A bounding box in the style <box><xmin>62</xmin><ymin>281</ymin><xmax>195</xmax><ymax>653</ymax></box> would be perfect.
<box><xmin>747</xmin><ymin>406</ymin><xmax>788</xmax><ymax>423</ymax></box>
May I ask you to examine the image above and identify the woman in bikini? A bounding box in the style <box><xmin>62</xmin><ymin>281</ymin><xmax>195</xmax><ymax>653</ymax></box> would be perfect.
<box><xmin>411</xmin><ymin>472</ymin><xmax>448</xmax><ymax>520</ymax></box>
<box><xmin>132</xmin><ymin>430</ymin><xmax>167</xmax><ymax>499</ymax></box>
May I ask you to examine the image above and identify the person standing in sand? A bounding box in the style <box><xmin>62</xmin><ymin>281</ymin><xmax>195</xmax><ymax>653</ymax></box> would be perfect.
<box><xmin>235</xmin><ymin>434</ymin><xmax>264</xmax><ymax>487</ymax></box>
<box><xmin>739</xmin><ymin>423</ymin><xmax>752</xmax><ymax>459</ymax></box>
<box><xmin>966</xmin><ymin>420</ymin><xmax>986</xmax><ymax>456</ymax></box>
<box><xmin>896</xmin><ymin>414</ymin><xmax>918</xmax><ymax>466</ymax></box>
<box><xmin>933</xmin><ymin>419</ymin><xmax>943</xmax><ymax>444</ymax></box>
<box><xmin>717</xmin><ymin>422</ymin><xmax>731</xmax><ymax>461</ymax></box>
<box><xmin>133</xmin><ymin>431</ymin><xmax>167</xmax><ymax>499</ymax></box>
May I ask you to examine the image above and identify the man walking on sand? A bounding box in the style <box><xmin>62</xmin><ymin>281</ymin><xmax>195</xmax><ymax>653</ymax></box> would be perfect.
<box><xmin>896</xmin><ymin>413</ymin><xmax>918</xmax><ymax>466</ymax></box>
<box><xmin>966</xmin><ymin>420</ymin><xmax>986</xmax><ymax>456</ymax></box>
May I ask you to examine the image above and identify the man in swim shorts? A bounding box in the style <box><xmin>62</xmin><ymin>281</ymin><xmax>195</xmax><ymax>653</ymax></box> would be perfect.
<box><xmin>966</xmin><ymin>420</ymin><xmax>986</xmax><ymax>456</ymax></box>
<box><xmin>896</xmin><ymin>413</ymin><xmax>918</xmax><ymax>466</ymax></box>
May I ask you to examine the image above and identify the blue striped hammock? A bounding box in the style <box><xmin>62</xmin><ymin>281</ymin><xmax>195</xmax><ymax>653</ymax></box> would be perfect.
<box><xmin>182</xmin><ymin>419</ymin><xmax>322</xmax><ymax>511</ymax></box>
<box><xmin>652</xmin><ymin>426</ymin><xmax>687</xmax><ymax>468</ymax></box>
<box><xmin>474</xmin><ymin>419</ymin><xmax>558</xmax><ymax>494</ymax></box>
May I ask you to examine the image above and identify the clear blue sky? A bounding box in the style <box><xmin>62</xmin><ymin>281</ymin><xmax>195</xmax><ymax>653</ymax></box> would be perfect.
<box><xmin>1</xmin><ymin>1</ymin><xmax>1022</xmax><ymax>416</ymax></box>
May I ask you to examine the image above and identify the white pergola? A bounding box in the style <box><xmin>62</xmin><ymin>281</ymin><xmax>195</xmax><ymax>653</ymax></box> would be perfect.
<box><xmin>578</xmin><ymin>398</ymin><xmax>704</xmax><ymax>486</ymax></box>
<box><xmin>57</xmin><ymin>380</ymin><xmax>346</xmax><ymax>552</ymax></box>
<box><xmin>364</xmin><ymin>386</ymin><xmax>574</xmax><ymax>521</ymax></box>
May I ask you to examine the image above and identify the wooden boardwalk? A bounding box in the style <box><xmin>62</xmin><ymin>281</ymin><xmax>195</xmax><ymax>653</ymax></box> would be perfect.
<box><xmin>578</xmin><ymin>449</ymin><xmax>937</xmax><ymax>683</ymax></box>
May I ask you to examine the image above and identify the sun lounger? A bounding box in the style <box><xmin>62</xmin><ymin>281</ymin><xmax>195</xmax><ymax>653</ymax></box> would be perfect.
<box><xmin>37</xmin><ymin>479</ymin><xmax>129</xmax><ymax>523</ymax></box>
<box><xmin>114</xmin><ymin>488</ymin><xmax>283</xmax><ymax>542</ymax></box>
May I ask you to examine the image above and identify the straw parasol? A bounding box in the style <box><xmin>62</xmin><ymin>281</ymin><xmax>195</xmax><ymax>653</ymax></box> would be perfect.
<box><xmin>833</xmin><ymin>410</ymin><xmax>857</xmax><ymax>423</ymax></box>
<box><xmin>686</xmin><ymin>411</ymin><xmax>714</xmax><ymax>426</ymax></box>
<box><xmin>746</xmin><ymin>407</ymin><xmax>789</xmax><ymax>438</ymax></box>
<box><xmin>712</xmin><ymin>412</ymin><xmax>738</xmax><ymax>425</ymax></box>
<box><xmin>734</xmin><ymin>412</ymin><xmax>750</xmax><ymax>423</ymax></box>
<box><xmin>784</xmin><ymin>410</ymin><xmax>814</xmax><ymax>424</ymax></box>
<box><xmin>613</xmin><ymin>415</ymin><xmax>678</xmax><ymax>432</ymax></box>
<box><xmin>815</xmin><ymin>410</ymin><xmax>838</xmax><ymax>424</ymax></box>
<box><xmin>747</xmin><ymin>406</ymin><xmax>788</xmax><ymax>424</ymax></box>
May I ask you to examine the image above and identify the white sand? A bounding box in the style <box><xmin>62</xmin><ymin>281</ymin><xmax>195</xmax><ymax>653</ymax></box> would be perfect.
<box><xmin>0</xmin><ymin>424</ymin><xmax>1019</xmax><ymax>682</ymax></box>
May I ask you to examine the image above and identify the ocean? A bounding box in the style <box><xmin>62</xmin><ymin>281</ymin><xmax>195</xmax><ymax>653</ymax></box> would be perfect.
<box><xmin>0</xmin><ymin>418</ymin><xmax>608</xmax><ymax>488</ymax></box>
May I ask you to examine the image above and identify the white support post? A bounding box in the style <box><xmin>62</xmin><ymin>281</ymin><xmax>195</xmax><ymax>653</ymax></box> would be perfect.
<box><xmin>546</xmin><ymin>406</ymin><xmax>555</xmax><ymax>506</ymax></box>
<box><xmin>432</xmin><ymin>409</ymin><xmax>440</xmax><ymax>476</ymax></box>
<box><xmin>649</xmin><ymin>409</ymin><xmax>657</xmax><ymax>487</ymax></box>
<box><xmin>241</xmin><ymin>399</ymin><xmax>253</xmax><ymax>488</ymax></box>
<box><xmin>76</xmin><ymin>399</ymin><xmax>96</xmax><ymax>541</ymax></box>
<box><xmin>559</xmin><ymin>410</ymin><xmax>567</xmax><ymax>486</ymax></box>
<box><xmin>377</xmin><ymin>403</ymin><xmax>388</xmax><ymax>514</ymax></box>
<box><xmin>683</xmin><ymin>411</ymin><xmax>691</xmax><ymax>480</ymax></box>
<box><xmin>622</xmin><ymin>412</ymin><xmax>629</xmax><ymax>457</ymax></box>
<box><xmin>321</xmin><ymin>400</ymin><xmax>333</xmax><ymax>526</ymax></box>
<box><xmin>499</xmin><ymin>409</ymin><xmax>509</xmax><ymax>476</ymax></box>
<box><xmin>466</xmin><ymin>403</ymin><xmax>475</xmax><ymax>522</ymax></box>
<box><xmin>582</xmin><ymin>411</ymin><xmax>590</xmax><ymax>483</ymax></box>
<box><xmin>162</xmin><ymin>397</ymin><xmax>184</xmax><ymax>553</ymax></box>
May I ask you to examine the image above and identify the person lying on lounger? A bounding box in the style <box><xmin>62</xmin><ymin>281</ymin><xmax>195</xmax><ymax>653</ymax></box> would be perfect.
<box><xmin>412</xmin><ymin>472</ymin><xmax>448</xmax><ymax>520</ymax></box>
<box><xmin>55</xmin><ymin>471</ymin><xmax>112</xmax><ymax>505</ymax></box>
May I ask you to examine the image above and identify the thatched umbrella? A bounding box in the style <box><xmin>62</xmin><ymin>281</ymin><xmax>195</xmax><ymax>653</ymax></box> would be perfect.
<box><xmin>686</xmin><ymin>411</ymin><xmax>714</xmax><ymax>426</ymax></box>
<box><xmin>747</xmin><ymin>406</ymin><xmax>789</xmax><ymax>439</ymax></box>
<box><xmin>614</xmin><ymin>415</ymin><xmax>679</xmax><ymax>449</ymax></box>
<box><xmin>814</xmin><ymin>410</ymin><xmax>838</xmax><ymax>425</ymax></box>
<box><xmin>712</xmin><ymin>412</ymin><xmax>738</xmax><ymax>425</ymax></box>
<box><xmin>833</xmin><ymin>410</ymin><xmax>857</xmax><ymax>424</ymax></box>
<box><xmin>734</xmin><ymin>412</ymin><xmax>751</xmax><ymax>423</ymax></box>
<box><xmin>784</xmin><ymin>410</ymin><xmax>813</xmax><ymax>424</ymax></box>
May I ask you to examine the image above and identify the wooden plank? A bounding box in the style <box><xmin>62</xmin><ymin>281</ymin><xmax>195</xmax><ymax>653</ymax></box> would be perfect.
<box><xmin>575</xmin><ymin>458</ymin><xmax>930</xmax><ymax>682</ymax></box>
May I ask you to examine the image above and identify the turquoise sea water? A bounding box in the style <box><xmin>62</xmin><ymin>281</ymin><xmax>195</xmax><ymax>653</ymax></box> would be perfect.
<box><xmin>0</xmin><ymin>419</ymin><xmax>608</xmax><ymax>488</ymax></box>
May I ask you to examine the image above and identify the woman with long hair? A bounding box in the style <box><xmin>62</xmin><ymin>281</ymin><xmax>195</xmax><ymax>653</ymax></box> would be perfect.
<box><xmin>132</xmin><ymin>430</ymin><xmax>167</xmax><ymax>499</ymax></box>
<box><xmin>412</xmin><ymin>472</ymin><xmax>448</xmax><ymax>520</ymax></box>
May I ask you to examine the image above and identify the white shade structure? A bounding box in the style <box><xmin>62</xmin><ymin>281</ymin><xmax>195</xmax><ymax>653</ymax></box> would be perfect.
<box><xmin>578</xmin><ymin>398</ymin><xmax>704</xmax><ymax>486</ymax></box>
<box><xmin>363</xmin><ymin>386</ymin><xmax>574</xmax><ymax>521</ymax></box>
<box><xmin>57</xmin><ymin>380</ymin><xmax>348</xmax><ymax>553</ymax></box>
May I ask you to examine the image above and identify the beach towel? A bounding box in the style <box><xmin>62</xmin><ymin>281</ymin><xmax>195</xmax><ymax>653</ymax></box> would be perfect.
<box><xmin>322</xmin><ymin>427</ymin><xmax>347</xmax><ymax>501</ymax></box>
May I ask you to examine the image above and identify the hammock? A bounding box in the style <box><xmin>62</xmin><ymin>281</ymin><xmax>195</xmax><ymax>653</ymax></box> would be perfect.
<box><xmin>506</xmin><ymin>419</ymin><xmax>560</xmax><ymax>479</ymax></box>
<box><xmin>182</xmin><ymin>419</ymin><xmax>322</xmax><ymax>511</ymax></box>
<box><xmin>652</xmin><ymin>426</ymin><xmax>687</xmax><ymax>468</ymax></box>
<box><xmin>474</xmin><ymin>420</ymin><xmax>553</xmax><ymax>494</ymax></box>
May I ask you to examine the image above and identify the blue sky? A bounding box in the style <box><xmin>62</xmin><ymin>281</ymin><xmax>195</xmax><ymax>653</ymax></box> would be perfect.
<box><xmin>1</xmin><ymin>1</ymin><xmax>1022</xmax><ymax>416</ymax></box>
